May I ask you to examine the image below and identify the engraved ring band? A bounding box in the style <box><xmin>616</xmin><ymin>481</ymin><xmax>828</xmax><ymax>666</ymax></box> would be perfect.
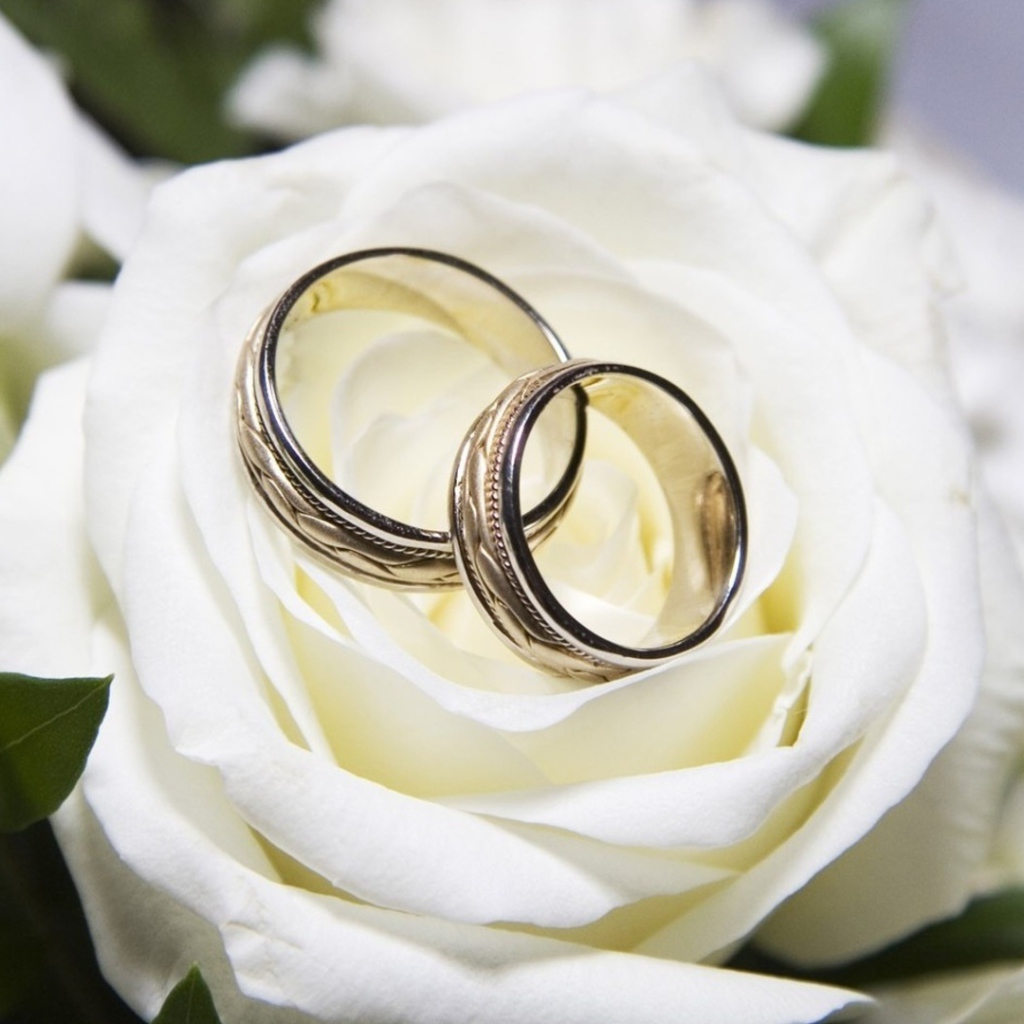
<box><xmin>450</xmin><ymin>359</ymin><xmax>747</xmax><ymax>683</ymax></box>
<box><xmin>235</xmin><ymin>251</ymin><xmax>746</xmax><ymax>680</ymax></box>
<box><xmin>235</xmin><ymin>248</ymin><xmax>585</xmax><ymax>590</ymax></box>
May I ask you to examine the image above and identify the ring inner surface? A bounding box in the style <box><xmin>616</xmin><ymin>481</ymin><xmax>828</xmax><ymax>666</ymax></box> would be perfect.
<box><xmin>517</xmin><ymin>369</ymin><xmax>743</xmax><ymax>656</ymax></box>
<box><xmin>270</xmin><ymin>251</ymin><xmax>579</xmax><ymax>536</ymax></box>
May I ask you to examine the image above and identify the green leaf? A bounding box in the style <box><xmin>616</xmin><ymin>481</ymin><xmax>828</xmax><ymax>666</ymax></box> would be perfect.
<box><xmin>732</xmin><ymin>887</ymin><xmax>1024</xmax><ymax>988</ymax></box>
<box><xmin>0</xmin><ymin>672</ymin><xmax>112</xmax><ymax>832</ymax></box>
<box><xmin>0</xmin><ymin>0</ymin><xmax>319</xmax><ymax>163</ymax></box>
<box><xmin>827</xmin><ymin>887</ymin><xmax>1024</xmax><ymax>986</ymax></box>
<box><xmin>792</xmin><ymin>0</ymin><xmax>912</xmax><ymax>148</ymax></box>
<box><xmin>0</xmin><ymin>924</ymin><xmax>44</xmax><ymax>1017</ymax></box>
<box><xmin>0</xmin><ymin>822</ymin><xmax>145</xmax><ymax>1022</ymax></box>
<box><xmin>154</xmin><ymin>966</ymin><xmax>223</xmax><ymax>1024</ymax></box>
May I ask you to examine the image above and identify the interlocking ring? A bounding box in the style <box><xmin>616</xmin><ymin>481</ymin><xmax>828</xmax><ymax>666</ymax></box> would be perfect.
<box><xmin>451</xmin><ymin>359</ymin><xmax>747</xmax><ymax>683</ymax></box>
<box><xmin>236</xmin><ymin>248</ymin><xmax>584</xmax><ymax>590</ymax></box>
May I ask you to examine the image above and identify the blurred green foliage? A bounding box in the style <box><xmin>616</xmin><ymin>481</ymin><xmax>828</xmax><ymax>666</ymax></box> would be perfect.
<box><xmin>0</xmin><ymin>0</ymin><xmax>319</xmax><ymax>162</ymax></box>
<box><xmin>733</xmin><ymin>887</ymin><xmax>1024</xmax><ymax>989</ymax></box>
<box><xmin>0</xmin><ymin>0</ymin><xmax>913</xmax><ymax>162</ymax></box>
<box><xmin>794</xmin><ymin>0</ymin><xmax>912</xmax><ymax>147</ymax></box>
<box><xmin>0</xmin><ymin>821</ymin><xmax>142</xmax><ymax>1023</ymax></box>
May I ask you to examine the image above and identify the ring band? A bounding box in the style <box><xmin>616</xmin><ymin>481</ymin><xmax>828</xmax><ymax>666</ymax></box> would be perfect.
<box><xmin>236</xmin><ymin>248</ymin><xmax>584</xmax><ymax>590</ymax></box>
<box><xmin>451</xmin><ymin>359</ymin><xmax>747</xmax><ymax>682</ymax></box>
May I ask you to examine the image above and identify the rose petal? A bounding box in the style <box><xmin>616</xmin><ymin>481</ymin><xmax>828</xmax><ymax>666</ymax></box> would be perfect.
<box><xmin>758</xmin><ymin>498</ymin><xmax>1024</xmax><ymax>964</ymax></box>
<box><xmin>0</xmin><ymin>16</ymin><xmax>79</xmax><ymax>330</ymax></box>
<box><xmin>74</xmin><ymin>113</ymin><xmax>153</xmax><ymax>261</ymax></box>
<box><xmin>0</xmin><ymin>361</ymin><xmax>98</xmax><ymax>676</ymax></box>
<box><xmin>638</xmin><ymin>354</ymin><xmax>984</xmax><ymax>962</ymax></box>
<box><xmin>86</xmin><ymin>127</ymin><xmax>408</xmax><ymax>584</ymax></box>
<box><xmin>862</xmin><ymin>964</ymin><xmax>1024</xmax><ymax>1024</ymax></box>
<box><xmin>124</xmin><ymin>432</ymin><xmax>754</xmax><ymax>927</ymax></box>
<box><xmin>228</xmin><ymin>0</ymin><xmax>822</xmax><ymax>137</ymax></box>
<box><xmin>65</xmin><ymin>640</ymin><xmax>864</xmax><ymax>1024</ymax></box>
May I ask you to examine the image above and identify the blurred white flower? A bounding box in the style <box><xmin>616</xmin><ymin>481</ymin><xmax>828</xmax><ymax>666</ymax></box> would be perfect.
<box><xmin>0</xmin><ymin>14</ymin><xmax>151</xmax><ymax>461</ymax></box>
<box><xmin>228</xmin><ymin>0</ymin><xmax>823</xmax><ymax>138</ymax></box>
<box><xmin>844</xmin><ymin>119</ymin><xmax>1024</xmax><ymax>1024</ymax></box>
<box><xmin>865</xmin><ymin>963</ymin><xmax>1024</xmax><ymax>1023</ymax></box>
<box><xmin>887</xmin><ymin>120</ymin><xmax>1024</xmax><ymax>565</ymax></box>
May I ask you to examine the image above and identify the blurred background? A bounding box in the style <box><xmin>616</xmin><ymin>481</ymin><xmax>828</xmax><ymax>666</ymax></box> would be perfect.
<box><xmin>2</xmin><ymin>0</ymin><xmax>1021</xmax><ymax>192</ymax></box>
<box><xmin>777</xmin><ymin>0</ymin><xmax>1024</xmax><ymax>193</ymax></box>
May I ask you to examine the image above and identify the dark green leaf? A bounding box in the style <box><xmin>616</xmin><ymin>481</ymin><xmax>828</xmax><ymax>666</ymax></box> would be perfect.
<box><xmin>0</xmin><ymin>821</ymin><xmax>144</xmax><ymax>1022</ymax></box>
<box><xmin>0</xmin><ymin>923</ymin><xmax>44</xmax><ymax>1017</ymax></box>
<box><xmin>154</xmin><ymin>966</ymin><xmax>223</xmax><ymax>1024</ymax></box>
<box><xmin>0</xmin><ymin>0</ymin><xmax>319</xmax><ymax>163</ymax></box>
<box><xmin>0</xmin><ymin>672</ymin><xmax>112</xmax><ymax>832</ymax></box>
<box><xmin>792</xmin><ymin>0</ymin><xmax>912</xmax><ymax>147</ymax></box>
<box><xmin>732</xmin><ymin>887</ymin><xmax>1024</xmax><ymax>988</ymax></box>
<box><xmin>829</xmin><ymin>887</ymin><xmax>1024</xmax><ymax>986</ymax></box>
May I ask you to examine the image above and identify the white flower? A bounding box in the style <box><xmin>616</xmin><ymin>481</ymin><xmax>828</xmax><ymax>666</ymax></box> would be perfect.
<box><xmin>865</xmin><ymin>964</ymin><xmax>1024</xmax><ymax>1023</ymax></box>
<box><xmin>0</xmin><ymin>15</ymin><xmax>150</xmax><ymax>462</ymax></box>
<box><xmin>884</xmin><ymin>120</ymin><xmax>1024</xmax><ymax>567</ymax></box>
<box><xmin>842</xmin><ymin>122</ymin><xmax>1024</xmax><ymax>1024</ymax></box>
<box><xmin>228</xmin><ymin>0</ymin><xmax>822</xmax><ymax>139</ymax></box>
<box><xmin>2</xmin><ymin>67</ymin><xmax>1022</xmax><ymax>1022</ymax></box>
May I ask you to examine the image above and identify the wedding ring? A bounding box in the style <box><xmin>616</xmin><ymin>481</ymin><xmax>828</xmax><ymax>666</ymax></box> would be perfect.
<box><xmin>450</xmin><ymin>359</ymin><xmax>747</xmax><ymax>682</ymax></box>
<box><xmin>236</xmin><ymin>248</ymin><xmax>584</xmax><ymax>589</ymax></box>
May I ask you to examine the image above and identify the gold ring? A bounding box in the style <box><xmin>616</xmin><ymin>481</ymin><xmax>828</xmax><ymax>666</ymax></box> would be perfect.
<box><xmin>451</xmin><ymin>359</ymin><xmax>746</xmax><ymax>682</ymax></box>
<box><xmin>235</xmin><ymin>248</ymin><xmax>584</xmax><ymax>590</ymax></box>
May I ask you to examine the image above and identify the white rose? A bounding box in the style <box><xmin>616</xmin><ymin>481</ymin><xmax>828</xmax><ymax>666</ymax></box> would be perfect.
<box><xmin>3</xmin><ymin>68</ymin><xmax>1023</xmax><ymax>1023</ymax></box>
<box><xmin>0</xmin><ymin>14</ymin><xmax>150</xmax><ymax>461</ymax></box>
<box><xmin>838</xmin><ymin>122</ymin><xmax>1024</xmax><ymax>1024</ymax></box>
<box><xmin>864</xmin><ymin>964</ymin><xmax>1024</xmax><ymax>1024</ymax></box>
<box><xmin>883</xmin><ymin>120</ymin><xmax>1024</xmax><ymax>566</ymax></box>
<box><xmin>228</xmin><ymin>0</ymin><xmax>822</xmax><ymax>139</ymax></box>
